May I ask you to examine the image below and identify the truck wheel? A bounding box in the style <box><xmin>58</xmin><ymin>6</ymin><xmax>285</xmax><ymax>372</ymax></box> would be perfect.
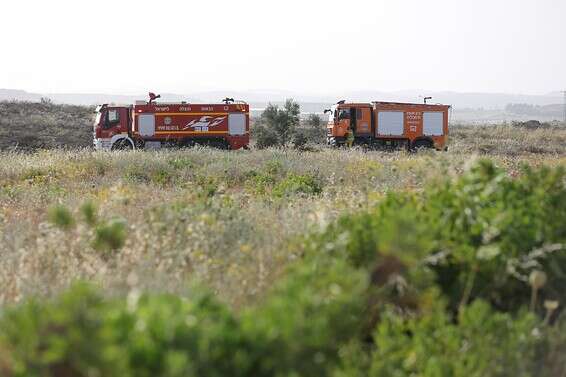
<box><xmin>111</xmin><ymin>139</ymin><xmax>133</xmax><ymax>151</ymax></box>
<box><xmin>411</xmin><ymin>139</ymin><xmax>433</xmax><ymax>152</ymax></box>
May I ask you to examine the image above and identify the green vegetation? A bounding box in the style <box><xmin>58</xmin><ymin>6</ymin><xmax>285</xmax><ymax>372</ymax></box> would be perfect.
<box><xmin>1</xmin><ymin>101</ymin><xmax>566</xmax><ymax>375</ymax></box>
<box><xmin>1</xmin><ymin>159</ymin><xmax>566</xmax><ymax>375</ymax></box>
<box><xmin>253</xmin><ymin>99</ymin><xmax>301</xmax><ymax>148</ymax></box>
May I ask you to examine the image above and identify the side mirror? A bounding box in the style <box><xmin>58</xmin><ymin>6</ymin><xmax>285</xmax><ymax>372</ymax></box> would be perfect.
<box><xmin>323</xmin><ymin>109</ymin><xmax>331</xmax><ymax>114</ymax></box>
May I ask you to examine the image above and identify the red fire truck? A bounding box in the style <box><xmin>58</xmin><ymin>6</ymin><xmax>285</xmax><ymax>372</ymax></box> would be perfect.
<box><xmin>325</xmin><ymin>100</ymin><xmax>450</xmax><ymax>150</ymax></box>
<box><xmin>93</xmin><ymin>93</ymin><xmax>250</xmax><ymax>150</ymax></box>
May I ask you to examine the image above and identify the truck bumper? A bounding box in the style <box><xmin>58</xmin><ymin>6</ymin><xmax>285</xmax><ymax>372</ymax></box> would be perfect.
<box><xmin>94</xmin><ymin>138</ymin><xmax>112</xmax><ymax>151</ymax></box>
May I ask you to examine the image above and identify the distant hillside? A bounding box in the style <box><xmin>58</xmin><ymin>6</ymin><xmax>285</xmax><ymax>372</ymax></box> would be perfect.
<box><xmin>0</xmin><ymin>101</ymin><xmax>93</xmax><ymax>150</ymax></box>
<box><xmin>2</xmin><ymin>88</ymin><xmax>563</xmax><ymax>110</ymax></box>
<box><xmin>0</xmin><ymin>89</ymin><xmax>43</xmax><ymax>102</ymax></box>
<box><xmin>505</xmin><ymin>103</ymin><xmax>564</xmax><ymax>117</ymax></box>
<box><xmin>1</xmin><ymin>90</ymin><xmax>564</xmax><ymax>130</ymax></box>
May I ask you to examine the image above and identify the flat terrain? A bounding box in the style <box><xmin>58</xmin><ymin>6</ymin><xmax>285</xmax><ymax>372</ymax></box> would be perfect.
<box><xmin>1</xmin><ymin>101</ymin><xmax>566</xmax><ymax>305</ymax></box>
<box><xmin>1</xmin><ymin>139</ymin><xmax>565</xmax><ymax>305</ymax></box>
<box><xmin>1</xmin><ymin>102</ymin><xmax>566</xmax><ymax>375</ymax></box>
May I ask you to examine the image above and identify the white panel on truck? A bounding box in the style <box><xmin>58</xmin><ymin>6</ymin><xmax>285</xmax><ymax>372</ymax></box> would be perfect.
<box><xmin>423</xmin><ymin>112</ymin><xmax>444</xmax><ymax>136</ymax></box>
<box><xmin>228</xmin><ymin>113</ymin><xmax>246</xmax><ymax>135</ymax></box>
<box><xmin>138</xmin><ymin>114</ymin><xmax>155</xmax><ymax>137</ymax></box>
<box><xmin>377</xmin><ymin>111</ymin><xmax>404</xmax><ymax>136</ymax></box>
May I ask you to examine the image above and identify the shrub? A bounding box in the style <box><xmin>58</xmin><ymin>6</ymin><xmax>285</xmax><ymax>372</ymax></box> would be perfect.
<box><xmin>167</xmin><ymin>156</ymin><xmax>194</xmax><ymax>170</ymax></box>
<box><xmin>0</xmin><ymin>284</ymin><xmax>129</xmax><ymax>377</ymax></box>
<box><xmin>151</xmin><ymin>168</ymin><xmax>173</xmax><ymax>186</ymax></box>
<box><xmin>253</xmin><ymin>124</ymin><xmax>280</xmax><ymax>149</ymax></box>
<box><xmin>0</xmin><ymin>256</ymin><xmax>368</xmax><ymax>377</ymax></box>
<box><xmin>420</xmin><ymin>160</ymin><xmax>566</xmax><ymax>312</ymax></box>
<box><xmin>292</xmin><ymin>130</ymin><xmax>308</xmax><ymax>150</ymax></box>
<box><xmin>246</xmin><ymin>170</ymin><xmax>277</xmax><ymax>195</ymax></box>
<box><xmin>92</xmin><ymin>218</ymin><xmax>127</xmax><ymax>252</ymax></box>
<box><xmin>305</xmin><ymin>113</ymin><xmax>326</xmax><ymax>144</ymax></box>
<box><xmin>80</xmin><ymin>200</ymin><xmax>98</xmax><ymax>226</ymax></box>
<box><xmin>370</xmin><ymin>300</ymin><xmax>541</xmax><ymax>377</ymax></box>
<box><xmin>47</xmin><ymin>204</ymin><xmax>75</xmax><ymax>230</ymax></box>
<box><xmin>245</xmin><ymin>161</ymin><xmax>322</xmax><ymax>198</ymax></box>
<box><xmin>241</xmin><ymin>256</ymin><xmax>367</xmax><ymax>376</ymax></box>
<box><xmin>305</xmin><ymin>159</ymin><xmax>566</xmax><ymax>314</ymax></box>
<box><xmin>195</xmin><ymin>176</ymin><xmax>219</xmax><ymax>198</ymax></box>
<box><xmin>272</xmin><ymin>173</ymin><xmax>322</xmax><ymax>198</ymax></box>
<box><xmin>110</xmin><ymin>290</ymin><xmax>252</xmax><ymax>377</ymax></box>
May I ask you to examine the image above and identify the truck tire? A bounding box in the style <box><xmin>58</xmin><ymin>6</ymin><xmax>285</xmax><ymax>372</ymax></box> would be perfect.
<box><xmin>111</xmin><ymin>139</ymin><xmax>133</xmax><ymax>150</ymax></box>
<box><xmin>411</xmin><ymin>139</ymin><xmax>433</xmax><ymax>152</ymax></box>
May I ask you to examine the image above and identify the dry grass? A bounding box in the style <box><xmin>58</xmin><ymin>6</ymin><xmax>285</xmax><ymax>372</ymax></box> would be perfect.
<box><xmin>449</xmin><ymin>123</ymin><xmax>566</xmax><ymax>155</ymax></box>
<box><xmin>1</xmin><ymin>136</ymin><xmax>565</xmax><ymax>307</ymax></box>
<box><xmin>0</xmin><ymin>101</ymin><xmax>94</xmax><ymax>150</ymax></box>
<box><xmin>1</xmin><ymin>100</ymin><xmax>565</xmax><ymax>306</ymax></box>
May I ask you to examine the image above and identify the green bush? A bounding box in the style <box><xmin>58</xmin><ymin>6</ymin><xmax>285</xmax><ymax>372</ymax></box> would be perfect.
<box><xmin>47</xmin><ymin>204</ymin><xmax>75</xmax><ymax>230</ymax></box>
<box><xmin>80</xmin><ymin>200</ymin><xmax>98</xmax><ymax>226</ymax></box>
<box><xmin>110</xmin><ymin>290</ymin><xmax>252</xmax><ymax>377</ymax></box>
<box><xmin>292</xmin><ymin>130</ymin><xmax>308</xmax><ymax>149</ymax></box>
<box><xmin>92</xmin><ymin>218</ymin><xmax>127</xmax><ymax>252</ymax></box>
<box><xmin>253</xmin><ymin>124</ymin><xmax>280</xmax><ymax>149</ymax></box>
<box><xmin>421</xmin><ymin>160</ymin><xmax>566</xmax><ymax>312</ymax></box>
<box><xmin>272</xmin><ymin>173</ymin><xmax>322</xmax><ymax>198</ymax></box>
<box><xmin>245</xmin><ymin>161</ymin><xmax>322</xmax><ymax>198</ymax></box>
<box><xmin>241</xmin><ymin>256</ymin><xmax>367</xmax><ymax>376</ymax></box>
<box><xmin>0</xmin><ymin>257</ymin><xmax>367</xmax><ymax>377</ymax></box>
<box><xmin>124</xmin><ymin>164</ymin><xmax>176</xmax><ymax>186</ymax></box>
<box><xmin>0</xmin><ymin>284</ymin><xmax>128</xmax><ymax>377</ymax></box>
<box><xmin>306</xmin><ymin>159</ymin><xmax>566</xmax><ymax>314</ymax></box>
<box><xmin>303</xmin><ymin>113</ymin><xmax>326</xmax><ymax>145</ymax></box>
<box><xmin>167</xmin><ymin>156</ymin><xmax>194</xmax><ymax>170</ymax></box>
<box><xmin>370</xmin><ymin>300</ymin><xmax>540</xmax><ymax>377</ymax></box>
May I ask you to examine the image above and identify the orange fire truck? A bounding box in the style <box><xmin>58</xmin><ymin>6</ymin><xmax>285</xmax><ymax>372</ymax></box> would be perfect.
<box><xmin>93</xmin><ymin>93</ymin><xmax>249</xmax><ymax>150</ymax></box>
<box><xmin>325</xmin><ymin>100</ymin><xmax>450</xmax><ymax>150</ymax></box>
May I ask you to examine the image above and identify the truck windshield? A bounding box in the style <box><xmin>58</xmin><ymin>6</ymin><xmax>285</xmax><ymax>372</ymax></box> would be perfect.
<box><xmin>338</xmin><ymin>109</ymin><xmax>350</xmax><ymax>120</ymax></box>
<box><xmin>328</xmin><ymin>106</ymin><xmax>337</xmax><ymax>122</ymax></box>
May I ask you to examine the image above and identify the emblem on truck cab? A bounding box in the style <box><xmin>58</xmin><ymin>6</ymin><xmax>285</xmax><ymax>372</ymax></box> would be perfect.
<box><xmin>183</xmin><ymin>116</ymin><xmax>226</xmax><ymax>131</ymax></box>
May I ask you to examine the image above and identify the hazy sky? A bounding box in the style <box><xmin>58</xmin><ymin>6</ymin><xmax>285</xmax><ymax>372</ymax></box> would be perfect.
<box><xmin>1</xmin><ymin>0</ymin><xmax>564</xmax><ymax>95</ymax></box>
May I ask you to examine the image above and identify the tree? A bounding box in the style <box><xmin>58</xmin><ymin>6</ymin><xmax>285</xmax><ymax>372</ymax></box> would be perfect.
<box><xmin>305</xmin><ymin>113</ymin><xmax>325</xmax><ymax>144</ymax></box>
<box><xmin>306</xmin><ymin>113</ymin><xmax>322</xmax><ymax>129</ymax></box>
<box><xmin>254</xmin><ymin>99</ymin><xmax>301</xmax><ymax>148</ymax></box>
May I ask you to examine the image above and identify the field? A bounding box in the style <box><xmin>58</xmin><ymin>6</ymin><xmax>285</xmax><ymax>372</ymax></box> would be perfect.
<box><xmin>1</xmin><ymin>101</ymin><xmax>566</xmax><ymax>376</ymax></box>
<box><xmin>2</xmin><ymin>143</ymin><xmax>565</xmax><ymax>305</ymax></box>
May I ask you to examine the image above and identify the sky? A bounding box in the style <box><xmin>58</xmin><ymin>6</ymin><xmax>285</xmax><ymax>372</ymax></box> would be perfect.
<box><xmin>1</xmin><ymin>0</ymin><xmax>565</xmax><ymax>96</ymax></box>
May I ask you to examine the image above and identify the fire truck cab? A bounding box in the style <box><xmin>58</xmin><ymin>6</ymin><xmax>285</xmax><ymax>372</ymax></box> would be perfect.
<box><xmin>93</xmin><ymin>105</ymin><xmax>133</xmax><ymax>150</ymax></box>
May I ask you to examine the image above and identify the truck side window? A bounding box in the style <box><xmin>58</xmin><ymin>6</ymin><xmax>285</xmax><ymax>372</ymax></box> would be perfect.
<box><xmin>338</xmin><ymin>109</ymin><xmax>350</xmax><ymax>120</ymax></box>
<box><xmin>103</xmin><ymin>109</ymin><xmax>120</xmax><ymax>129</ymax></box>
<box><xmin>108</xmin><ymin>109</ymin><xmax>119</xmax><ymax>123</ymax></box>
<box><xmin>356</xmin><ymin>108</ymin><xmax>363</xmax><ymax>120</ymax></box>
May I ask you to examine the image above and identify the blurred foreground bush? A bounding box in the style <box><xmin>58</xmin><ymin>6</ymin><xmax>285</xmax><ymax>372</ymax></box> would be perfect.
<box><xmin>1</xmin><ymin>160</ymin><xmax>566</xmax><ymax>376</ymax></box>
